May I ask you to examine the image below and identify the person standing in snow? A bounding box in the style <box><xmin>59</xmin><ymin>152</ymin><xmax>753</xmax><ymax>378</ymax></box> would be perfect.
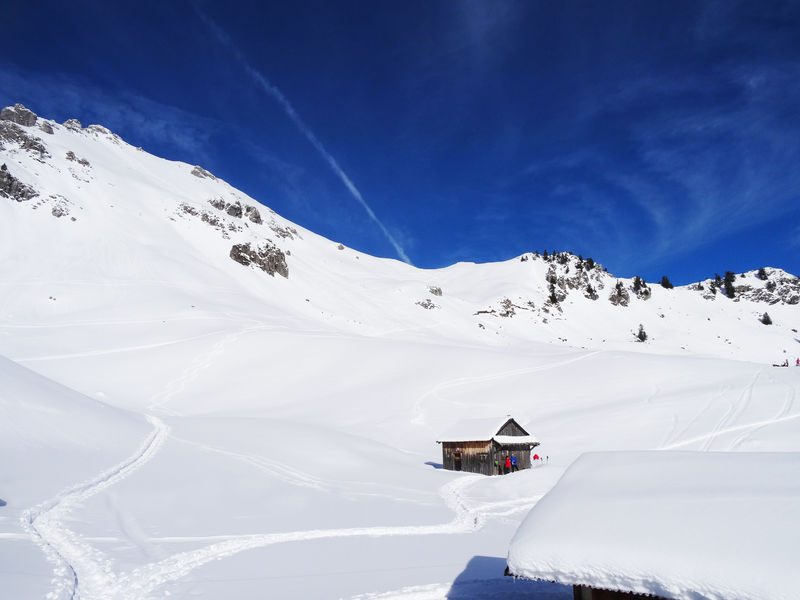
<box><xmin>494</xmin><ymin>458</ymin><xmax>500</xmax><ymax>475</ymax></box>
<box><xmin>796</xmin><ymin>357</ymin><xmax>799</xmax><ymax>367</ymax></box>
<box><xmin>504</xmin><ymin>455</ymin><xmax>512</xmax><ymax>474</ymax></box>
<box><xmin>532</xmin><ymin>453</ymin><xmax>540</xmax><ymax>462</ymax></box>
<box><xmin>511</xmin><ymin>455</ymin><xmax>518</xmax><ymax>472</ymax></box>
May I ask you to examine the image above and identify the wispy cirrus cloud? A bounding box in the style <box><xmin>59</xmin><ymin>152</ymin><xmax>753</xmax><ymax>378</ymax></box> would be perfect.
<box><xmin>0</xmin><ymin>65</ymin><xmax>219</xmax><ymax>160</ymax></box>
<box><xmin>195</xmin><ymin>8</ymin><xmax>413</xmax><ymax>265</ymax></box>
<box><xmin>518</xmin><ymin>58</ymin><xmax>800</xmax><ymax>272</ymax></box>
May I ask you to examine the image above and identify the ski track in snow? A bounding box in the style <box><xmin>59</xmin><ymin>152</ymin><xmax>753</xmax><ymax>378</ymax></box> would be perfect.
<box><xmin>20</xmin><ymin>415</ymin><xmax>170</xmax><ymax>600</ymax></box>
<box><xmin>660</xmin><ymin>368</ymin><xmax>800</xmax><ymax>451</ymax></box>
<box><xmin>20</xmin><ymin>322</ymin><xmax>264</xmax><ymax>599</ymax></box>
<box><xmin>113</xmin><ymin>478</ymin><xmax>542</xmax><ymax>599</ymax></box>
<box><xmin>410</xmin><ymin>350</ymin><xmax>600</xmax><ymax>425</ymax></box>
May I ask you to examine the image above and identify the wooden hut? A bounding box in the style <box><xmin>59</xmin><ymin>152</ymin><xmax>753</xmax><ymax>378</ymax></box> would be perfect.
<box><xmin>436</xmin><ymin>417</ymin><xmax>539</xmax><ymax>475</ymax></box>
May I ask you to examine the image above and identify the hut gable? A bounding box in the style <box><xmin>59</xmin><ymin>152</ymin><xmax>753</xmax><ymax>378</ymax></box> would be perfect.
<box><xmin>496</xmin><ymin>418</ymin><xmax>528</xmax><ymax>437</ymax></box>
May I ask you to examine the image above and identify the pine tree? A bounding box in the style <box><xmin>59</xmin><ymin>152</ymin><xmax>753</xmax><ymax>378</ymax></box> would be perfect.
<box><xmin>633</xmin><ymin>276</ymin><xmax>643</xmax><ymax>293</ymax></box>
<box><xmin>548</xmin><ymin>283</ymin><xmax>559</xmax><ymax>305</ymax></box>
<box><xmin>660</xmin><ymin>275</ymin><xmax>673</xmax><ymax>289</ymax></box>
<box><xmin>760</xmin><ymin>312</ymin><xmax>772</xmax><ymax>325</ymax></box>
<box><xmin>635</xmin><ymin>324</ymin><xmax>647</xmax><ymax>342</ymax></box>
<box><xmin>757</xmin><ymin>267</ymin><xmax>768</xmax><ymax>281</ymax></box>
<box><xmin>723</xmin><ymin>271</ymin><xmax>736</xmax><ymax>298</ymax></box>
<box><xmin>543</xmin><ymin>250</ymin><xmax>549</xmax><ymax>261</ymax></box>
<box><xmin>585</xmin><ymin>257</ymin><xmax>595</xmax><ymax>271</ymax></box>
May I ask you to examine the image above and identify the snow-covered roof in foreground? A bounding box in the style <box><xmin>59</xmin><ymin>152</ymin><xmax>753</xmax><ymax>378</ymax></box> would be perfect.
<box><xmin>436</xmin><ymin>416</ymin><xmax>531</xmax><ymax>442</ymax></box>
<box><xmin>507</xmin><ymin>451</ymin><xmax>800</xmax><ymax>600</ymax></box>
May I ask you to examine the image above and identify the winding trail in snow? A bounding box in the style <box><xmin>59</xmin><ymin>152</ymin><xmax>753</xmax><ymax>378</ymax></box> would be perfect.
<box><xmin>20</xmin><ymin>415</ymin><xmax>170</xmax><ymax>600</ymax></box>
<box><xmin>113</xmin><ymin>477</ymin><xmax>541</xmax><ymax>599</ymax></box>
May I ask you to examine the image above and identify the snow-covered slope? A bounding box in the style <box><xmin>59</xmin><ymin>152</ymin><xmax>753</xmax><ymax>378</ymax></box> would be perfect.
<box><xmin>1</xmin><ymin>103</ymin><xmax>799</xmax><ymax>599</ymax></box>
<box><xmin>1</xmin><ymin>105</ymin><xmax>797</xmax><ymax>364</ymax></box>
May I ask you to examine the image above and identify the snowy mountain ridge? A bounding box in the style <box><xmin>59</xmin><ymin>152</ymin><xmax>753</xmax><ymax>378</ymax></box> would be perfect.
<box><xmin>1</xmin><ymin>103</ymin><xmax>796</xmax><ymax>364</ymax></box>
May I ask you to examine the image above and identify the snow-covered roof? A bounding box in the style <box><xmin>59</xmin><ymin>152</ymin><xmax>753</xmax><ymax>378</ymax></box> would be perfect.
<box><xmin>507</xmin><ymin>451</ymin><xmax>800</xmax><ymax>600</ymax></box>
<box><xmin>436</xmin><ymin>416</ymin><xmax>530</xmax><ymax>443</ymax></box>
<box><xmin>492</xmin><ymin>435</ymin><xmax>538</xmax><ymax>445</ymax></box>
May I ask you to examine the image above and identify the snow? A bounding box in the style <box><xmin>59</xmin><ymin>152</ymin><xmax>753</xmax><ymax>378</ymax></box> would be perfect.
<box><xmin>507</xmin><ymin>451</ymin><xmax>800</xmax><ymax>600</ymax></box>
<box><xmin>0</xmin><ymin>106</ymin><xmax>799</xmax><ymax>598</ymax></box>
<box><xmin>491</xmin><ymin>435</ymin><xmax>539</xmax><ymax>445</ymax></box>
<box><xmin>436</xmin><ymin>417</ymin><xmax>531</xmax><ymax>442</ymax></box>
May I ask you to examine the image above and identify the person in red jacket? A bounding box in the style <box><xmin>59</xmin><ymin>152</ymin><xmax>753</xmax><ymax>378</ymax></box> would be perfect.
<box><xmin>504</xmin><ymin>455</ymin><xmax>512</xmax><ymax>474</ymax></box>
<box><xmin>533</xmin><ymin>453</ymin><xmax>540</xmax><ymax>462</ymax></box>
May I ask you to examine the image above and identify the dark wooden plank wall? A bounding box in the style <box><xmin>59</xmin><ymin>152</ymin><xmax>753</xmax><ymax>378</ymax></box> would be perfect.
<box><xmin>574</xmin><ymin>585</ymin><xmax>667</xmax><ymax>600</ymax></box>
<box><xmin>442</xmin><ymin>441</ymin><xmax>493</xmax><ymax>475</ymax></box>
<box><xmin>443</xmin><ymin>441</ymin><xmax>539</xmax><ymax>474</ymax></box>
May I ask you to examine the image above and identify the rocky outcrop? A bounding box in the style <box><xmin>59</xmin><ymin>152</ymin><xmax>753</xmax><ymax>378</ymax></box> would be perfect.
<box><xmin>0</xmin><ymin>163</ymin><xmax>37</xmax><ymax>201</ymax></box>
<box><xmin>608</xmin><ymin>281</ymin><xmax>631</xmax><ymax>307</ymax></box>
<box><xmin>416</xmin><ymin>299</ymin><xmax>438</xmax><ymax>309</ymax></box>
<box><xmin>66</xmin><ymin>151</ymin><xmax>91</xmax><ymax>167</ymax></box>
<box><xmin>230</xmin><ymin>242</ymin><xmax>289</xmax><ymax>278</ymax></box>
<box><xmin>63</xmin><ymin>119</ymin><xmax>82</xmax><ymax>131</ymax></box>
<box><xmin>244</xmin><ymin>205</ymin><xmax>262</xmax><ymax>224</ymax></box>
<box><xmin>738</xmin><ymin>271</ymin><xmax>800</xmax><ymax>305</ymax></box>
<box><xmin>0</xmin><ymin>104</ymin><xmax>38</xmax><ymax>127</ymax></box>
<box><xmin>0</xmin><ymin>121</ymin><xmax>48</xmax><ymax>157</ymax></box>
<box><xmin>269</xmin><ymin>221</ymin><xmax>298</xmax><ymax>239</ymax></box>
<box><xmin>226</xmin><ymin>201</ymin><xmax>243</xmax><ymax>218</ymax></box>
<box><xmin>691</xmin><ymin>269</ymin><xmax>800</xmax><ymax>305</ymax></box>
<box><xmin>39</xmin><ymin>122</ymin><xmax>54</xmax><ymax>135</ymax></box>
<box><xmin>191</xmin><ymin>166</ymin><xmax>216</xmax><ymax>180</ymax></box>
<box><xmin>428</xmin><ymin>286</ymin><xmax>443</xmax><ymax>297</ymax></box>
<box><xmin>208</xmin><ymin>198</ymin><xmax>262</xmax><ymax>224</ymax></box>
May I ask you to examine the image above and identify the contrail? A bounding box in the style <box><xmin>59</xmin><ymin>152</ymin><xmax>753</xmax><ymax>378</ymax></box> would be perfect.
<box><xmin>196</xmin><ymin>9</ymin><xmax>412</xmax><ymax>265</ymax></box>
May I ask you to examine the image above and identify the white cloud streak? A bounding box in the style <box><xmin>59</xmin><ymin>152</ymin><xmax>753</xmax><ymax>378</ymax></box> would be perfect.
<box><xmin>196</xmin><ymin>9</ymin><xmax>412</xmax><ymax>265</ymax></box>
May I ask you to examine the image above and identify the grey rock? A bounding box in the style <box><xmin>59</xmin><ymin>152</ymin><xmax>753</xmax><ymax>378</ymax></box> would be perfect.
<box><xmin>269</xmin><ymin>222</ymin><xmax>298</xmax><ymax>239</ymax></box>
<box><xmin>244</xmin><ymin>205</ymin><xmax>262</xmax><ymax>224</ymax></box>
<box><xmin>230</xmin><ymin>242</ymin><xmax>289</xmax><ymax>278</ymax></box>
<box><xmin>0</xmin><ymin>163</ymin><xmax>38</xmax><ymax>201</ymax></box>
<box><xmin>180</xmin><ymin>203</ymin><xmax>199</xmax><ymax>216</ymax></box>
<box><xmin>39</xmin><ymin>122</ymin><xmax>54</xmax><ymax>135</ymax></box>
<box><xmin>0</xmin><ymin>104</ymin><xmax>38</xmax><ymax>127</ymax></box>
<box><xmin>608</xmin><ymin>282</ymin><xmax>631</xmax><ymax>307</ymax></box>
<box><xmin>51</xmin><ymin>204</ymin><xmax>69</xmax><ymax>218</ymax></box>
<box><xmin>208</xmin><ymin>198</ymin><xmax>227</xmax><ymax>211</ymax></box>
<box><xmin>416</xmin><ymin>299</ymin><xmax>437</xmax><ymax>310</ymax></box>
<box><xmin>428</xmin><ymin>286</ymin><xmax>443</xmax><ymax>297</ymax></box>
<box><xmin>66</xmin><ymin>151</ymin><xmax>77</xmax><ymax>161</ymax></box>
<box><xmin>63</xmin><ymin>119</ymin><xmax>82</xmax><ymax>131</ymax></box>
<box><xmin>191</xmin><ymin>165</ymin><xmax>216</xmax><ymax>180</ymax></box>
<box><xmin>0</xmin><ymin>122</ymin><xmax>48</xmax><ymax>157</ymax></box>
<box><xmin>225</xmin><ymin>201</ymin><xmax>243</xmax><ymax>218</ymax></box>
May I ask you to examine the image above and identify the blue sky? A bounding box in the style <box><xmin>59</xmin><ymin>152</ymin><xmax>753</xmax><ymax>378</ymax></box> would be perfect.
<box><xmin>2</xmin><ymin>1</ymin><xmax>799</xmax><ymax>282</ymax></box>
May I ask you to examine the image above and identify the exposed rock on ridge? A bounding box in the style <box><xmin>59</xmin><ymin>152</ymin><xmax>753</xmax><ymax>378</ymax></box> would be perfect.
<box><xmin>230</xmin><ymin>242</ymin><xmax>289</xmax><ymax>278</ymax></box>
<box><xmin>0</xmin><ymin>104</ymin><xmax>38</xmax><ymax>127</ymax></box>
<box><xmin>0</xmin><ymin>163</ymin><xmax>37</xmax><ymax>201</ymax></box>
